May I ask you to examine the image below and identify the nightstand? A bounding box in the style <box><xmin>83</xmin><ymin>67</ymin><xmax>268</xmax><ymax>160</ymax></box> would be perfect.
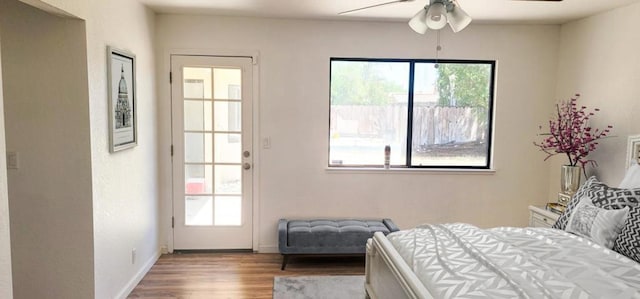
<box><xmin>528</xmin><ymin>205</ymin><xmax>561</xmax><ymax>228</ymax></box>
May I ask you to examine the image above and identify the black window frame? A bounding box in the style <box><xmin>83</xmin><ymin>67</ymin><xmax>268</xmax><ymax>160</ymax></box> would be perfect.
<box><xmin>328</xmin><ymin>57</ymin><xmax>496</xmax><ymax>170</ymax></box>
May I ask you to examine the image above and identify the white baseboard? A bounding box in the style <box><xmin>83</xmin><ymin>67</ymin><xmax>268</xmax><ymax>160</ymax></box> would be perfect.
<box><xmin>258</xmin><ymin>245</ymin><xmax>278</xmax><ymax>253</ymax></box>
<box><xmin>115</xmin><ymin>250</ymin><xmax>161</xmax><ymax>299</ymax></box>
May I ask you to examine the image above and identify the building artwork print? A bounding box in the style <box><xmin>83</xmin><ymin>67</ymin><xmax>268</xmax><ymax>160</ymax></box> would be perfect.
<box><xmin>115</xmin><ymin>65</ymin><xmax>132</xmax><ymax>129</ymax></box>
<box><xmin>108</xmin><ymin>47</ymin><xmax>137</xmax><ymax>152</ymax></box>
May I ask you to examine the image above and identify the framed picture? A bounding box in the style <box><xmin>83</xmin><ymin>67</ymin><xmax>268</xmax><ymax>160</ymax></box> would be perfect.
<box><xmin>108</xmin><ymin>46</ymin><xmax>137</xmax><ymax>152</ymax></box>
<box><xmin>627</xmin><ymin>135</ymin><xmax>640</xmax><ymax>168</ymax></box>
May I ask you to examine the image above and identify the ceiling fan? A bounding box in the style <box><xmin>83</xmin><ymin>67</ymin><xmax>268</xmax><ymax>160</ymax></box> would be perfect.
<box><xmin>339</xmin><ymin>0</ymin><xmax>563</xmax><ymax>34</ymax></box>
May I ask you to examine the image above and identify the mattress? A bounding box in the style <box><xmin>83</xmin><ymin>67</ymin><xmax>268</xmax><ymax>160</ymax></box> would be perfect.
<box><xmin>386</xmin><ymin>223</ymin><xmax>640</xmax><ymax>299</ymax></box>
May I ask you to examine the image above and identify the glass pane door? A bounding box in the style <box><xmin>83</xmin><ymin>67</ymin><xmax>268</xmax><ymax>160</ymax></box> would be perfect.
<box><xmin>182</xmin><ymin>67</ymin><xmax>244</xmax><ymax>227</ymax></box>
<box><xmin>172</xmin><ymin>55</ymin><xmax>253</xmax><ymax>250</ymax></box>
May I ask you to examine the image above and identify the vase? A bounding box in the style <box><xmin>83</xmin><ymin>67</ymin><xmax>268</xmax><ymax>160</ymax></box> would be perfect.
<box><xmin>560</xmin><ymin>165</ymin><xmax>581</xmax><ymax>205</ymax></box>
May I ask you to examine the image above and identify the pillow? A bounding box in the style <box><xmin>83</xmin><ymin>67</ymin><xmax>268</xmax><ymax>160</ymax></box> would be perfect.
<box><xmin>553</xmin><ymin>176</ymin><xmax>640</xmax><ymax>230</ymax></box>
<box><xmin>619</xmin><ymin>164</ymin><xmax>640</xmax><ymax>189</ymax></box>
<box><xmin>553</xmin><ymin>176</ymin><xmax>597</xmax><ymax>230</ymax></box>
<box><xmin>613</xmin><ymin>206</ymin><xmax>640</xmax><ymax>263</ymax></box>
<box><xmin>565</xmin><ymin>196</ymin><xmax>629</xmax><ymax>249</ymax></box>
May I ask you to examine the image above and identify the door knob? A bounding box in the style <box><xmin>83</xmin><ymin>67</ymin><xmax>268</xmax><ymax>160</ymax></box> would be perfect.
<box><xmin>243</xmin><ymin>163</ymin><xmax>251</xmax><ymax>170</ymax></box>
<box><xmin>243</xmin><ymin>151</ymin><xmax>251</xmax><ymax>158</ymax></box>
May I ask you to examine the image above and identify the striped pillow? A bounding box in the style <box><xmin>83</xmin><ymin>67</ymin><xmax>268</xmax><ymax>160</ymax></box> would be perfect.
<box><xmin>565</xmin><ymin>196</ymin><xmax>629</xmax><ymax>249</ymax></box>
<box><xmin>553</xmin><ymin>176</ymin><xmax>640</xmax><ymax>230</ymax></box>
<box><xmin>614</xmin><ymin>207</ymin><xmax>640</xmax><ymax>263</ymax></box>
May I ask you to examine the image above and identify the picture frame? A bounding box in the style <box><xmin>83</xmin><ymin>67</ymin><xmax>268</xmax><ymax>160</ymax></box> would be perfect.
<box><xmin>107</xmin><ymin>46</ymin><xmax>137</xmax><ymax>152</ymax></box>
<box><xmin>626</xmin><ymin>134</ymin><xmax>640</xmax><ymax>168</ymax></box>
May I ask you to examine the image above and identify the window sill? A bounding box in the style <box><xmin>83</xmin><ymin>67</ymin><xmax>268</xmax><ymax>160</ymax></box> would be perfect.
<box><xmin>325</xmin><ymin>167</ymin><xmax>496</xmax><ymax>174</ymax></box>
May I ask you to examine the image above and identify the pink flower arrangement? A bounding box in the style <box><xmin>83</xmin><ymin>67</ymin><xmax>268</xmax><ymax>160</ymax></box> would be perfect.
<box><xmin>534</xmin><ymin>94</ymin><xmax>612</xmax><ymax>168</ymax></box>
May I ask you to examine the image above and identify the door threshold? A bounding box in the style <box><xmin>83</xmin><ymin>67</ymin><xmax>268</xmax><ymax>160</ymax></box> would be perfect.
<box><xmin>173</xmin><ymin>249</ymin><xmax>254</xmax><ymax>254</ymax></box>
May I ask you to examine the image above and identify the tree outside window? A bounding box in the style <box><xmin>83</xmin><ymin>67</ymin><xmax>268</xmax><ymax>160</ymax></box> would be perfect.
<box><xmin>329</xmin><ymin>58</ymin><xmax>495</xmax><ymax>169</ymax></box>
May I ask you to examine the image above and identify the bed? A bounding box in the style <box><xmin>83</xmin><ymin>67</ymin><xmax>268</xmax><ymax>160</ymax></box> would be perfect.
<box><xmin>365</xmin><ymin>224</ymin><xmax>640</xmax><ymax>298</ymax></box>
<box><xmin>365</xmin><ymin>138</ymin><xmax>640</xmax><ymax>299</ymax></box>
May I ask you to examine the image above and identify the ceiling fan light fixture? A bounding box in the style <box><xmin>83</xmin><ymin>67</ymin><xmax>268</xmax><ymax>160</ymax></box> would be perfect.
<box><xmin>408</xmin><ymin>6</ymin><xmax>429</xmax><ymax>34</ymax></box>
<box><xmin>338</xmin><ymin>0</ymin><xmax>473</xmax><ymax>34</ymax></box>
<box><xmin>425</xmin><ymin>2</ymin><xmax>447</xmax><ymax>30</ymax></box>
<box><xmin>447</xmin><ymin>5</ymin><xmax>472</xmax><ymax>33</ymax></box>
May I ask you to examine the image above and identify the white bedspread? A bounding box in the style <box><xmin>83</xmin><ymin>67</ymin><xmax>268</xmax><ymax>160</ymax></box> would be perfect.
<box><xmin>386</xmin><ymin>223</ymin><xmax>640</xmax><ymax>299</ymax></box>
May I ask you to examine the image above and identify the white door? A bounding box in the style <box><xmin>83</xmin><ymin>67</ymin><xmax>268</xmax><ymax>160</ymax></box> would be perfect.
<box><xmin>171</xmin><ymin>55</ymin><xmax>253</xmax><ymax>250</ymax></box>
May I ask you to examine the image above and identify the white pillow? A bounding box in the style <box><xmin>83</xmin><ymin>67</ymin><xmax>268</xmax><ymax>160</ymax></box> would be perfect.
<box><xmin>565</xmin><ymin>196</ymin><xmax>629</xmax><ymax>249</ymax></box>
<box><xmin>619</xmin><ymin>164</ymin><xmax>640</xmax><ymax>188</ymax></box>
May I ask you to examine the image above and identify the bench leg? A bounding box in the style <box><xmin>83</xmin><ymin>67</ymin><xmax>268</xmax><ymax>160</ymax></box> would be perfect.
<box><xmin>281</xmin><ymin>255</ymin><xmax>289</xmax><ymax>270</ymax></box>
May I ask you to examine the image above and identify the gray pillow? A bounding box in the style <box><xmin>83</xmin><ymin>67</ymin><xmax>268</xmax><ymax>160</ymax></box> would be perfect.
<box><xmin>565</xmin><ymin>196</ymin><xmax>629</xmax><ymax>249</ymax></box>
<box><xmin>553</xmin><ymin>176</ymin><xmax>640</xmax><ymax>230</ymax></box>
<box><xmin>613</xmin><ymin>206</ymin><xmax>640</xmax><ymax>263</ymax></box>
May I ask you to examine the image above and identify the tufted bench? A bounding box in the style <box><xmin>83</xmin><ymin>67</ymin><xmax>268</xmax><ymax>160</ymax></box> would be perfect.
<box><xmin>278</xmin><ymin>218</ymin><xmax>399</xmax><ymax>270</ymax></box>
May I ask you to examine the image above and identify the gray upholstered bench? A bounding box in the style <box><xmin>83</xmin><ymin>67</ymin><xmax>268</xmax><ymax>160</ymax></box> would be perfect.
<box><xmin>278</xmin><ymin>218</ymin><xmax>399</xmax><ymax>270</ymax></box>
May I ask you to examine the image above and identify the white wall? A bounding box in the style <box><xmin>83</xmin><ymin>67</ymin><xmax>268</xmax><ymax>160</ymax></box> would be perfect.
<box><xmin>19</xmin><ymin>0</ymin><xmax>87</xmax><ymax>18</ymax></box>
<box><xmin>156</xmin><ymin>15</ymin><xmax>560</xmax><ymax>251</ymax></box>
<box><xmin>0</xmin><ymin>0</ymin><xmax>159</xmax><ymax>297</ymax></box>
<box><xmin>0</xmin><ymin>30</ymin><xmax>14</xmax><ymax>299</ymax></box>
<box><xmin>551</xmin><ymin>2</ymin><xmax>640</xmax><ymax>194</ymax></box>
<box><xmin>84</xmin><ymin>0</ymin><xmax>160</xmax><ymax>297</ymax></box>
<box><xmin>0</xmin><ymin>0</ymin><xmax>94</xmax><ymax>297</ymax></box>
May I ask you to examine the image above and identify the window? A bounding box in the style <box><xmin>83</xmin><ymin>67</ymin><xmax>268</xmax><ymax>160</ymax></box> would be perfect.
<box><xmin>329</xmin><ymin>58</ymin><xmax>495</xmax><ymax>169</ymax></box>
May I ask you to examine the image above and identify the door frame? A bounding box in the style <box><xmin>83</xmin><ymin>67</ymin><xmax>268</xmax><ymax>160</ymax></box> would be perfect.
<box><xmin>163</xmin><ymin>48</ymin><xmax>261</xmax><ymax>253</ymax></box>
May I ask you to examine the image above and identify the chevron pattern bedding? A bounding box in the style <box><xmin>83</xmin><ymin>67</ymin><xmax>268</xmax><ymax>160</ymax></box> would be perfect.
<box><xmin>387</xmin><ymin>223</ymin><xmax>640</xmax><ymax>299</ymax></box>
<box><xmin>615</xmin><ymin>206</ymin><xmax>640</xmax><ymax>263</ymax></box>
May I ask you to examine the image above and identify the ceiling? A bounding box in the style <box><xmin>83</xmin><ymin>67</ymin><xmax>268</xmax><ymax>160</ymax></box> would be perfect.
<box><xmin>140</xmin><ymin>0</ymin><xmax>640</xmax><ymax>24</ymax></box>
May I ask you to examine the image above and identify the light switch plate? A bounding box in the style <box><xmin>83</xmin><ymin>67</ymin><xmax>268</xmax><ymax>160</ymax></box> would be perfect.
<box><xmin>6</xmin><ymin>151</ymin><xmax>18</xmax><ymax>169</ymax></box>
<box><xmin>262</xmin><ymin>137</ymin><xmax>271</xmax><ymax>149</ymax></box>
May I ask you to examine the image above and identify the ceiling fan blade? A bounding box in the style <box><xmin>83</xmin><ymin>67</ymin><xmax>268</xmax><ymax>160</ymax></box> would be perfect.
<box><xmin>339</xmin><ymin>0</ymin><xmax>414</xmax><ymax>15</ymax></box>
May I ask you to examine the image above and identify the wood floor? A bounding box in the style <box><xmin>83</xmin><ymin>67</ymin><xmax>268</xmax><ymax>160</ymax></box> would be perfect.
<box><xmin>128</xmin><ymin>253</ymin><xmax>365</xmax><ymax>299</ymax></box>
